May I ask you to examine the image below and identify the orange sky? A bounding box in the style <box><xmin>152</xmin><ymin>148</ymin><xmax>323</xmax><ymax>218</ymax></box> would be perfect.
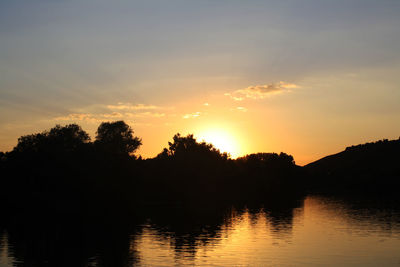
<box><xmin>1</xmin><ymin>1</ymin><xmax>400</xmax><ymax>165</ymax></box>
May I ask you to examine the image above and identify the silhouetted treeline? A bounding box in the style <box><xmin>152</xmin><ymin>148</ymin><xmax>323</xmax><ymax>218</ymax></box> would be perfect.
<box><xmin>305</xmin><ymin>138</ymin><xmax>400</xmax><ymax>194</ymax></box>
<box><xmin>0</xmin><ymin>121</ymin><xmax>305</xmax><ymax>213</ymax></box>
<box><xmin>2</xmin><ymin>121</ymin><xmax>398</xmax><ymax>214</ymax></box>
<box><xmin>138</xmin><ymin>133</ymin><xmax>305</xmax><ymax>205</ymax></box>
<box><xmin>1</xmin><ymin>121</ymin><xmax>144</xmax><ymax>213</ymax></box>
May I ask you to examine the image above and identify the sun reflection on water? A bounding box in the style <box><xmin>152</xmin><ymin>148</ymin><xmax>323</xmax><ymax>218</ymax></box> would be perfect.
<box><xmin>132</xmin><ymin>197</ymin><xmax>400</xmax><ymax>266</ymax></box>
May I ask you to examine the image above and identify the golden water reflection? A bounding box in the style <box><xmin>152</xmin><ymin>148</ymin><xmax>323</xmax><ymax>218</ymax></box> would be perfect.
<box><xmin>134</xmin><ymin>196</ymin><xmax>400</xmax><ymax>266</ymax></box>
<box><xmin>1</xmin><ymin>196</ymin><xmax>400</xmax><ymax>266</ymax></box>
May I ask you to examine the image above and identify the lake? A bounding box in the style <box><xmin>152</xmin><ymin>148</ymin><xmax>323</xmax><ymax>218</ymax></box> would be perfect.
<box><xmin>1</xmin><ymin>195</ymin><xmax>400</xmax><ymax>266</ymax></box>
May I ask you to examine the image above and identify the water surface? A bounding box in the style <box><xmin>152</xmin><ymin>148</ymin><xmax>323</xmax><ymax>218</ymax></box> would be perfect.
<box><xmin>1</xmin><ymin>195</ymin><xmax>400</xmax><ymax>266</ymax></box>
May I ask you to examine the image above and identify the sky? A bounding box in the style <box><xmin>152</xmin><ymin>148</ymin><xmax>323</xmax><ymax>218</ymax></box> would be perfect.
<box><xmin>1</xmin><ymin>0</ymin><xmax>400</xmax><ymax>165</ymax></box>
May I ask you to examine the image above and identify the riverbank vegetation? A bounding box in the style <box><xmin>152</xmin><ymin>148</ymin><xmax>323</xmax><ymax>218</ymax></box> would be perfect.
<box><xmin>0</xmin><ymin>121</ymin><xmax>399</xmax><ymax>214</ymax></box>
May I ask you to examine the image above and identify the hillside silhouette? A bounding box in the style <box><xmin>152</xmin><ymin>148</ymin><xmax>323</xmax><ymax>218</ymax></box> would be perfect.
<box><xmin>305</xmin><ymin>138</ymin><xmax>400</xmax><ymax>194</ymax></box>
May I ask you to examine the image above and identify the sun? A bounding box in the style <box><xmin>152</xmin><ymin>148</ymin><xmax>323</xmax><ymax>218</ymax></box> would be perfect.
<box><xmin>196</xmin><ymin>128</ymin><xmax>240</xmax><ymax>158</ymax></box>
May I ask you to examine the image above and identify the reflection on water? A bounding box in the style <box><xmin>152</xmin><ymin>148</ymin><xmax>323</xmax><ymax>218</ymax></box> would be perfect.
<box><xmin>1</xmin><ymin>195</ymin><xmax>400</xmax><ymax>266</ymax></box>
<box><xmin>136</xmin><ymin>206</ymin><xmax>302</xmax><ymax>266</ymax></box>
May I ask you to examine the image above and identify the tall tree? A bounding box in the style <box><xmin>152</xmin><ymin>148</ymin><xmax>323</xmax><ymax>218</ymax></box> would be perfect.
<box><xmin>95</xmin><ymin>121</ymin><xmax>142</xmax><ymax>156</ymax></box>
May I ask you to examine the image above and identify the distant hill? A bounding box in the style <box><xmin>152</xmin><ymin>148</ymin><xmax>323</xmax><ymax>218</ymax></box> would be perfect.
<box><xmin>305</xmin><ymin>138</ymin><xmax>400</xmax><ymax>193</ymax></box>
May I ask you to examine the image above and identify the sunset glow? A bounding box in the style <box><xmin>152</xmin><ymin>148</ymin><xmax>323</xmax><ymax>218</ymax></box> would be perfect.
<box><xmin>1</xmin><ymin>1</ymin><xmax>400</xmax><ymax>266</ymax></box>
<box><xmin>0</xmin><ymin>1</ymin><xmax>399</xmax><ymax>166</ymax></box>
<box><xmin>196</xmin><ymin>128</ymin><xmax>241</xmax><ymax>158</ymax></box>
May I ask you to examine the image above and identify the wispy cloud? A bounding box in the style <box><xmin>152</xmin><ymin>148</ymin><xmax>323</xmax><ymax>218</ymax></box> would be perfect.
<box><xmin>53</xmin><ymin>113</ymin><xmax>102</xmax><ymax>122</ymax></box>
<box><xmin>183</xmin><ymin>112</ymin><xmax>201</xmax><ymax>119</ymax></box>
<box><xmin>231</xmin><ymin>106</ymin><xmax>248</xmax><ymax>112</ymax></box>
<box><xmin>107</xmin><ymin>103</ymin><xmax>160</xmax><ymax>111</ymax></box>
<box><xmin>226</xmin><ymin>82</ymin><xmax>299</xmax><ymax>101</ymax></box>
<box><xmin>53</xmin><ymin>111</ymin><xmax>165</xmax><ymax>122</ymax></box>
<box><xmin>224</xmin><ymin>94</ymin><xmax>244</xmax><ymax>101</ymax></box>
<box><xmin>53</xmin><ymin>102</ymin><xmax>172</xmax><ymax>123</ymax></box>
<box><xmin>102</xmin><ymin>112</ymin><xmax>124</xmax><ymax>118</ymax></box>
<box><xmin>125</xmin><ymin>112</ymin><xmax>165</xmax><ymax>118</ymax></box>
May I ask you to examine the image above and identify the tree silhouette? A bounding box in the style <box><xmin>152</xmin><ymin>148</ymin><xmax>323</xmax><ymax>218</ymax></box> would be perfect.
<box><xmin>237</xmin><ymin>152</ymin><xmax>295</xmax><ymax>169</ymax></box>
<box><xmin>95</xmin><ymin>121</ymin><xmax>142</xmax><ymax>156</ymax></box>
<box><xmin>13</xmin><ymin>124</ymin><xmax>90</xmax><ymax>155</ymax></box>
<box><xmin>157</xmin><ymin>133</ymin><xmax>228</xmax><ymax>161</ymax></box>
